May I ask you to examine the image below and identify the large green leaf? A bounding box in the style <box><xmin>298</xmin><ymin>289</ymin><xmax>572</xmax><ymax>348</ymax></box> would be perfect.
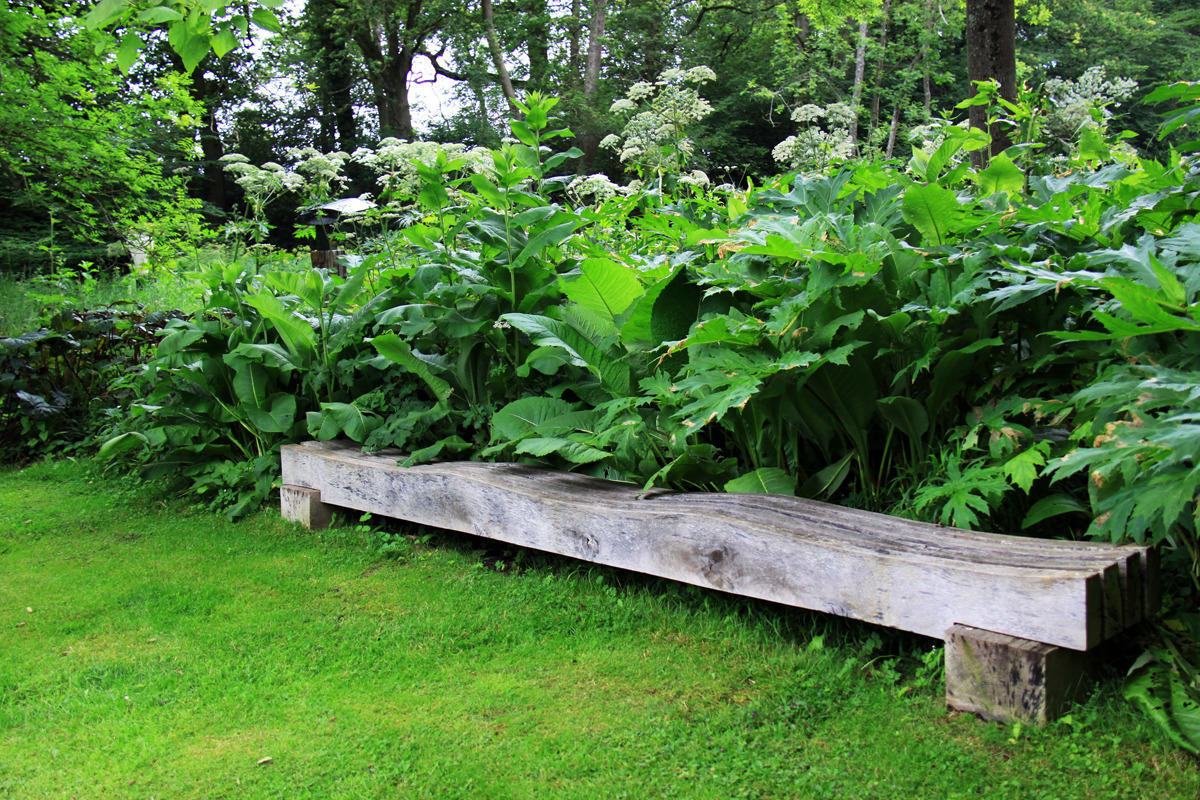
<box><xmin>401</xmin><ymin>435</ymin><xmax>471</xmax><ymax>467</ymax></box>
<box><xmin>491</xmin><ymin>396</ymin><xmax>576</xmax><ymax>441</ymax></box>
<box><xmin>115</xmin><ymin>31</ymin><xmax>142</xmax><ymax>74</ymax></box>
<box><xmin>1002</xmin><ymin>444</ymin><xmax>1049</xmax><ymax>493</ymax></box>
<box><xmin>620</xmin><ymin>266</ymin><xmax>701</xmax><ymax>347</ymax></box>
<box><xmin>157</xmin><ymin>325</ymin><xmax>205</xmax><ymax>357</ymax></box>
<box><xmin>245</xmin><ymin>292</ymin><xmax>316</xmax><ymax>356</ymax></box>
<box><xmin>877</xmin><ymin>396</ymin><xmax>929</xmax><ymax>441</ymax></box>
<box><xmin>902</xmin><ymin>183</ymin><xmax>962</xmax><ymax>245</ymax></box>
<box><xmin>1021</xmin><ymin>493</ymin><xmax>1088</xmax><ymax>529</ymax></box>
<box><xmin>250</xmin><ymin>7</ymin><xmax>283</xmax><ymax>33</ymax></box>
<box><xmin>504</xmin><ymin>312</ymin><xmax>630</xmax><ymax>395</ymax></box>
<box><xmin>170</xmin><ymin>23</ymin><xmax>212</xmax><ymax>73</ymax></box>
<box><xmin>468</xmin><ymin>174</ymin><xmax>506</xmax><ymax>207</ymax></box>
<box><xmin>798</xmin><ymin>453</ymin><xmax>855</xmax><ymax>499</ymax></box>
<box><xmin>1125</xmin><ymin>652</ymin><xmax>1200</xmax><ymax>754</ymax></box>
<box><xmin>370</xmin><ymin>333</ymin><xmax>452</xmax><ymax>401</ymax></box>
<box><xmin>725</xmin><ymin>467</ymin><xmax>796</xmax><ymax>495</ymax></box>
<box><xmin>97</xmin><ymin>431</ymin><xmax>149</xmax><ymax>460</ymax></box>
<box><xmin>136</xmin><ymin>6</ymin><xmax>184</xmax><ymax>24</ymax></box>
<box><xmin>562</xmin><ymin>258</ymin><xmax>644</xmax><ymax>323</ymax></box>
<box><xmin>514</xmin><ymin>437</ymin><xmax>609</xmax><ymax>464</ymax></box>
<box><xmin>510</xmin><ymin>219</ymin><xmax>582</xmax><ymax>270</ymax></box>
<box><xmin>975</xmin><ymin>152</ymin><xmax>1025</xmax><ymax>197</ymax></box>
<box><xmin>244</xmin><ymin>393</ymin><xmax>296</xmax><ymax>434</ymax></box>
<box><xmin>230</xmin><ymin>362</ymin><xmax>270</xmax><ymax>408</ymax></box>
<box><xmin>84</xmin><ymin>0</ymin><xmax>130</xmax><ymax>28</ymax></box>
<box><xmin>210</xmin><ymin>26</ymin><xmax>238</xmax><ymax>58</ymax></box>
<box><xmin>307</xmin><ymin>402</ymin><xmax>380</xmax><ymax>442</ymax></box>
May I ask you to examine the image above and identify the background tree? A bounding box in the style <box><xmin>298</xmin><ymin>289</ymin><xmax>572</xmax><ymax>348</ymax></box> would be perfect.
<box><xmin>1018</xmin><ymin>0</ymin><xmax>1200</xmax><ymax>155</ymax></box>
<box><xmin>0</xmin><ymin>1</ymin><xmax>201</xmax><ymax>272</ymax></box>
<box><xmin>965</xmin><ymin>0</ymin><xmax>1017</xmax><ymax>155</ymax></box>
<box><xmin>303</xmin><ymin>0</ymin><xmax>361</xmax><ymax>152</ymax></box>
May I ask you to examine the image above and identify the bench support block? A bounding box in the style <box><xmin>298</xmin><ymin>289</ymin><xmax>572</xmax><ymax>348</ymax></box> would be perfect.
<box><xmin>945</xmin><ymin>624</ymin><xmax>1091</xmax><ymax>724</ymax></box>
<box><xmin>281</xmin><ymin>484</ymin><xmax>333</xmax><ymax>530</ymax></box>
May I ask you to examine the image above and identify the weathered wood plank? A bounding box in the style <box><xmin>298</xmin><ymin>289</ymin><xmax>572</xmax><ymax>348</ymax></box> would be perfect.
<box><xmin>280</xmin><ymin>484</ymin><xmax>333</xmax><ymax>531</ymax></box>
<box><xmin>280</xmin><ymin>442</ymin><xmax>1152</xmax><ymax>651</ymax></box>
<box><xmin>945</xmin><ymin>624</ymin><xmax>1092</xmax><ymax>724</ymax></box>
<box><xmin>1144</xmin><ymin>547</ymin><xmax>1162</xmax><ymax>620</ymax></box>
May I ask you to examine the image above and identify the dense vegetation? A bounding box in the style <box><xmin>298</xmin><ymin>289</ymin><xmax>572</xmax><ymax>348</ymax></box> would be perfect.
<box><xmin>2</xmin><ymin>0</ymin><xmax>1200</xmax><ymax>758</ymax></box>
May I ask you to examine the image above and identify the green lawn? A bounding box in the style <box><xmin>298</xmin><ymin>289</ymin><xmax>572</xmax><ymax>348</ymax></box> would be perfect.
<box><xmin>1</xmin><ymin>461</ymin><xmax>1197</xmax><ymax>799</ymax></box>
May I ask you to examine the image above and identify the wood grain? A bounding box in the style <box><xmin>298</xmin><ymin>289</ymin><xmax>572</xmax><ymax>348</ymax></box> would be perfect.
<box><xmin>280</xmin><ymin>484</ymin><xmax>333</xmax><ymax>530</ymax></box>
<box><xmin>281</xmin><ymin>441</ymin><xmax>1155</xmax><ymax>651</ymax></box>
<box><xmin>946</xmin><ymin>624</ymin><xmax>1091</xmax><ymax>723</ymax></box>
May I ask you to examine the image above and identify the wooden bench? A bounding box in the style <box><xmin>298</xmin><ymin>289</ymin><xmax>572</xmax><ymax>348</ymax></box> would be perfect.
<box><xmin>280</xmin><ymin>440</ymin><xmax>1157</xmax><ymax>724</ymax></box>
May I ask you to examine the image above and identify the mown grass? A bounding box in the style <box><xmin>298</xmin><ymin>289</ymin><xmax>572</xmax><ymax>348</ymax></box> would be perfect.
<box><xmin>1</xmin><ymin>461</ymin><xmax>1197</xmax><ymax>799</ymax></box>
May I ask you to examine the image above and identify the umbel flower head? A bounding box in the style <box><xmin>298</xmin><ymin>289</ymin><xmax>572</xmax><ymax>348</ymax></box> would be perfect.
<box><xmin>772</xmin><ymin>102</ymin><xmax>857</xmax><ymax>173</ymax></box>
<box><xmin>352</xmin><ymin>140</ymin><xmax>490</xmax><ymax>204</ymax></box>
<box><xmin>603</xmin><ymin>65</ymin><xmax>717</xmax><ymax>179</ymax></box>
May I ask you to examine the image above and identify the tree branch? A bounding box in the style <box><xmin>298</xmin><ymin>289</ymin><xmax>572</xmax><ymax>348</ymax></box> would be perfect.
<box><xmin>481</xmin><ymin>0</ymin><xmax>519</xmax><ymax>111</ymax></box>
<box><xmin>418</xmin><ymin>50</ymin><xmax>527</xmax><ymax>88</ymax></box>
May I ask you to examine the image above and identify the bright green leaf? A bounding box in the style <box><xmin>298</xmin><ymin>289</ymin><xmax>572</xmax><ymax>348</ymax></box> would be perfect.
<box><xmin>250</xmin><ymin>8</ymin><xmax>283</xmax><ymax>34</ymax></box>
<box><xmin>902</xmin><ymin>183</ymin><xmax>961</xmax><ymax>245</ymax></box>
<box><xmin>975</xmin><ymin>152</ymin><xmax>1024</xmax><ymax>197</ymax></box>
<box><xmin>211</xmin><ymin>27</ymin><xmax>238</xmax><ymax>58</ymax></box>
<box><xmin>725</xmin><ymin>467</ymin><xmax>796</xmax><ymax>495</ymax></box>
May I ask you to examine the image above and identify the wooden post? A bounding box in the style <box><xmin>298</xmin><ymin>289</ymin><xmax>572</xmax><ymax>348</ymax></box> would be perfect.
<box><xmin>945</xmin><ymin>624</ymin><xmax>1091</xmax><ymax>724</ymax></box>
<box><xmin>310</xmin><ymin>249</ymin><xmax>345</xmax><ymax>278</ymax></box>
<box><xmin>281</xmin><ymin>485</ymin><xmax>333</xmax><ymax>531</ymax></box>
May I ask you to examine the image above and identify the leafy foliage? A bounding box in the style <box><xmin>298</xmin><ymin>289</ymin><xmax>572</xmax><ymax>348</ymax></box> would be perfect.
<box><xmin>0</xmin><ymin>4</ymin><xmax>202</xmax><ymax>274</ymax></box>
<box><xmin>1</xmin><ymin>305</ymin><xmax>181</xmax><ymax>461</ymax></box>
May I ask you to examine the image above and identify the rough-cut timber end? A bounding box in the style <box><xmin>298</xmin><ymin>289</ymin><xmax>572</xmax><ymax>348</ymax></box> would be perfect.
<box><xmin>281</xmin><ymin>484</ymin><xmax>333</xmax><ymax>531</ymax></box>
<box><xmin>945</xmin><ymin>624</ymin><xmax>1092</xmax><ymax>724</ymax></box>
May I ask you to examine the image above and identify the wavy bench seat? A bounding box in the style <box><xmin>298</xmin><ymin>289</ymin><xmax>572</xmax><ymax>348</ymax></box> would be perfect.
<box><xmin>280</xmin><ymin>440</ymin><xmax>1156</xmax><ymax>723</ymax></box>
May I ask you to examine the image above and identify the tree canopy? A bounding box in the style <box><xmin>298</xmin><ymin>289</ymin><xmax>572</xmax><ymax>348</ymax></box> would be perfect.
<box><xmin>0</xmin><ymin>0</ymin><xmax>1194</xmax><ymax>265</ymax></box>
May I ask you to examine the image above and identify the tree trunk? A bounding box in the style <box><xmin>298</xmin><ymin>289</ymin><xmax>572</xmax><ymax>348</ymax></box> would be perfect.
<box><xmin>482</xmin><ymin>0</ymin><xmax>519</xmax><ymax>111</ymax></box>
<box><xmin>885</xmin><ymin>102</ymin><xmax>902</xmax><ymax>158</ymax></box>
<box><xmin>583</xmin><ymin>0</ymin><xmax>607</xmax><ymax>101</ymax></box>
<box><xmin>791</xmin><ymin>4</ymin><xmax>810</xmax><ymax>46</ymax></box>
<box><xmin>849</xmin><ymin>20</ymin><xmax>868</xmax><ymax>150</ymax></box>
<box><xmin>638</xmin><ymin>7</ymin><xmax>667</xmax><ymax>83</ymax></box>
<box><xmin>308</xmin><ymin>0</ymin><xmax>359</xmax><ymax>152</ymax></box>
<box><xmin>372</xmin><ymin>50</ymin><xmax>415</xmax><ymax>140</ymax></box>
<box><xmin>965</xmin><ymin>0</ymin><xmax>1017</xmax><ymax>158</ymax></box>
<box><xmin>348</xmin><ymin>0</ymin><xmax>443</xmax><ymax>142</ymax></box>
<box><xmin>185</xmin><ymin>62</ymin><xmax>229</xmax><ymax>217</ymax></box>
<box><xmin>922</xmin><ymin>0</ymin><xmax>935</xmax><ymax>118</ymax></box>
<box><xmin>869</xmin><ymin>0</ymin><xmax>893</xmax><ymax>135</ymax></box>
<box><xmin>472</xmin><ymin>78</ymin><xmax>491</xmax><ymax>141</ymax></box>
<box><xmin>578</xmin><ymin>0</ymin><xmax>608</xmax><ymax>171</ymax></box>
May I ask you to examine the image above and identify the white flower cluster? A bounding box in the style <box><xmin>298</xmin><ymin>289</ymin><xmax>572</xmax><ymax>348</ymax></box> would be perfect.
<box><xmin>771</xmin><ymin>102</ymin><xmax>857</xmax><ymax>173</ymax></box>
<box><xmin>285</xmin><ymin>147</ymin><xmax>350</xmax><ymax>202</ymax></box>
<box><xmin>221</xmin><ymin>138</ymin><xmax>495</xmax><ymax>220</ymax></box>
<box><xmin>566</xmin><ymin>173</ymin><xmax>629</xmax><ymax>204</ymax></box>
<box><xmin>351</xmin><ymin>139</ymin><xmax>491</xmax><ymax>202</ymax></box>
<box><xmin>906</xmin><ymin>120</ymin><xmax>953</xmax><ymax>154</ymax></box>
<box><xmin>220</xmin><ymin>148</ymin><xmax>354</xmax><ymax>209</ymax></box>
<box><xmin>1042</xmin><ymin>66</ymin><xmax>1137</xmax><ymax>151</ymax></box>
<box><xmin>219</xmin><ymin>153</ymin><xmax>288</xmax><ymax>210</ymax></box>
<box><xmin>603</xmin><ymin>66</ymin><xmax>716</xmax><ymax>176</ymax></box>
